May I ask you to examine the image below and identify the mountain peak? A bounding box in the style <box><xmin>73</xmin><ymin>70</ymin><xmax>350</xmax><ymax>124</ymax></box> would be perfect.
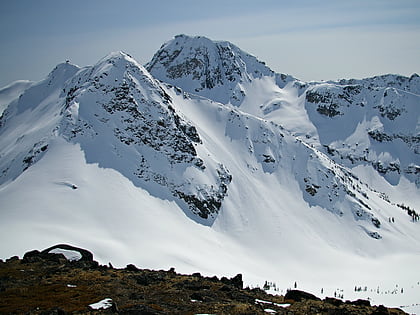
<box><xmin>172</xmin><ymin>34</ymin><xmax>217</xmax><ymax>46</ymax></box>
<box><xmin>91</xmin><ymin>51</ymin><xmax>145</xmax><ymax>77</ymax></box>
<box><xmin>146</xmin><ymin>34</ymin><xmax>275</xmax><ymax>105</ymax></box>
<box><xmin>66</xmin><ymin>51</ymin><xmax>158</xmax><ymax>93</ymax></box>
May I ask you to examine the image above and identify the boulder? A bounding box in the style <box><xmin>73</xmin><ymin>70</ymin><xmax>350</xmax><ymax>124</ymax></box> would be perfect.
<box><xmin>284</xmin><ymin>289</ymin><xmax>321</xmax><ymax>302</ymax></box>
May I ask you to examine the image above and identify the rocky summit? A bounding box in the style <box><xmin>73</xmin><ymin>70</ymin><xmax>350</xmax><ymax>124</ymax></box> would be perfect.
<box><xmin>0</xmin><ymin>245</ymin><xmax>408</xmax><ymax>314</ymax></box>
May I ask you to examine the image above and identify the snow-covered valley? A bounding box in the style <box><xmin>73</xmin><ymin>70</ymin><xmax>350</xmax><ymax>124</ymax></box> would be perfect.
<box><xmin>1</xmin><ymin>35</ymin><xmax>419</xmax><ymax>313</ymax></box>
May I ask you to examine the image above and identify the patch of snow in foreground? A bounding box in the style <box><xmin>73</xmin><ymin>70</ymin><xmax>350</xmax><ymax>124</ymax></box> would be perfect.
<box><xmin>48</xmin><ymin>248</ymin><xmax>82</xmax><ymax>261</ymax></box>
<box><xmin>89</xmin><ymin>298</ymin><xmax>113</xmax><ymax>310</ymax></box>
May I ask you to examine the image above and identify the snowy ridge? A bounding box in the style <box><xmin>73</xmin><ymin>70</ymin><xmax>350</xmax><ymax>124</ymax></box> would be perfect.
<box><xmin>0</xmin><ymin>36</ymin><xmax>419</xmax><ymax>312</ymax></box>
<box><xmin>334</xmin><ymin>73</ymin><xmax>420</xmax><ymax>96</ymax></box>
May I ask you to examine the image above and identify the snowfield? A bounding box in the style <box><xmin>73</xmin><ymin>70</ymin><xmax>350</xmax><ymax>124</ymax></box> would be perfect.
<box><xmin>0</xmin><ymin>35</ymin><xmax>419</xmax><ymax>313</ymax></box>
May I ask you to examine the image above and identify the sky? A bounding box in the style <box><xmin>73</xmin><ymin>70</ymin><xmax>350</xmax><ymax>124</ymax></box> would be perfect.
<box><xmin>0</xmin><ymin>0</ymin><xmax>419</xmax><ymax>87</ymax></box>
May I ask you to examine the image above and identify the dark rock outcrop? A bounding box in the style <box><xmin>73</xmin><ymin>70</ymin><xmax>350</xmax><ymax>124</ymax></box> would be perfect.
<box><xmin>285</xmin><ymin>289</ymin><xmax>321</xmax><ymax>302</ymax></box>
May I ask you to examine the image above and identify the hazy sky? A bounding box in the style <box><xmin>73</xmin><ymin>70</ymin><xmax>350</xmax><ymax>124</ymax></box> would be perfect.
<box><xmin>1</xmin><ymin>0</ymin><xmax>419</xmax><ymax>87</ymax></box>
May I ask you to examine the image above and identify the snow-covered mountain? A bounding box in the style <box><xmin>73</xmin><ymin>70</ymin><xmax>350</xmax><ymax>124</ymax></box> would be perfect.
<box><xmin>1</xmin><ymin>35</ymin><xmax>419</xmax><ymax>312</ymax></box>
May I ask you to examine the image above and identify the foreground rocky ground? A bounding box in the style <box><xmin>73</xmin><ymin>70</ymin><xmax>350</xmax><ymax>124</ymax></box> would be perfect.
<box><xmin>0</xmin><ymin>245</ymin><xmax>407</xmax><ymax>314</ymax></box>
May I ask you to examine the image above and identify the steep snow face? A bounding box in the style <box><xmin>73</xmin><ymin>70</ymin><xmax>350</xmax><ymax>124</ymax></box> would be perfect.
<box><xmin>146</xmin><ymin>34</ymin><xmax>294</xmax><ymax>106</ymax></box>
<box><xmin>0</xmin><ymin>80</ymin><xmax>34</xmax><ymax>115</ymax></box>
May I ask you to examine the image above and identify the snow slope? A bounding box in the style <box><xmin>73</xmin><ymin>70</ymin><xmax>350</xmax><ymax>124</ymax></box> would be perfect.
<box><xmin>1</xmin><ymin>36</ymin><xmax>419</xmax><ymax>312</ymax></box>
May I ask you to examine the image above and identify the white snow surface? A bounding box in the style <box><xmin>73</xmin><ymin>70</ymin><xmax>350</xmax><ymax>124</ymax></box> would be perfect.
<box><xmin>89</xmin><ymin>298</ymin><xmax>113</xmax><ymax>310</ymax></box>
<box><xmin>0</xmin><ymin>36</ymin><xmax>419</xmax><ymax>312</ymax></box>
